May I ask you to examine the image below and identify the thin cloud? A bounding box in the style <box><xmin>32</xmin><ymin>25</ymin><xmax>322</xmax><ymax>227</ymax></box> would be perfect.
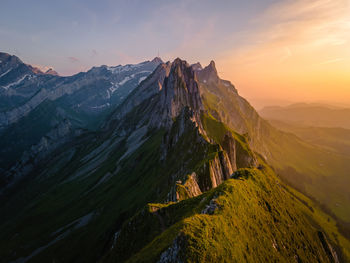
<box><xmin>318</xmin><ymin>58</ymin><xmax>345</xmax><ymax>65</ymax></box>
<box><xmin>217</xmin><ymin>0</ymin><xmax>350</xmax><ymax>105</ymax></box>
<box><xmin>219</xmin><ymin>0</ymin><xmax>350</xmax><ymax>66</ymax></box>
<box><xmin>279</xmin><ymin>47</ymin><xmax>292</xmax><ymax>63</ymax></box>
<box><xmin>91</xmin><ymin>49</ymin><xmax>98</xmax><ymax>57</ymax></box>
<box><xmin>68</xmin><ymin>56</ymin><xmax>79</xmax><ymax>63</ymax></box>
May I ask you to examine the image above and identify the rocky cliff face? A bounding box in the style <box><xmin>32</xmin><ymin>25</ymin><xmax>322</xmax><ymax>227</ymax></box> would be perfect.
<box><xmin>156</xmin><ymin>58</ymin><xmax>204</xmax><ymax>128</ymax></box>
<box><xmin>105</xmin><ymin>58</ymin><xmax>256</xmax><ymax>201</ymax></box>
<box><xmin>195</xmin><ymin>60</ymin><xmax>270</xmax><ymax>158</ymax></box>
<box><xmin>109</xmin><ymin>58</ymin><xmax>204</xmax><ymax>130</ymax></box>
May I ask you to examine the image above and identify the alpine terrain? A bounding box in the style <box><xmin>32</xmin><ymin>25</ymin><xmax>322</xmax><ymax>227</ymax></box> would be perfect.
<box><xmin>0</xmin><ymin>53</ymin><xmax>349</xmax><ymax>262</ymax></box>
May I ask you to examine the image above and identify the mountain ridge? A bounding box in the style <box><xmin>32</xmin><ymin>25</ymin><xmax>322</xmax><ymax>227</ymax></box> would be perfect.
<box><xmin>0</xmin><ymin>51</ymin><xmax>162</xmax><ymax>179</ymax></box>
<box><xmin>0</xmin><ymin>54</ymin><xmax>349</xmax><ymax>262</ymax></box>
<box><xmin>260</xmin><ymin>104</ymin><xmax>350</xmax><ymax>129</ymax></box>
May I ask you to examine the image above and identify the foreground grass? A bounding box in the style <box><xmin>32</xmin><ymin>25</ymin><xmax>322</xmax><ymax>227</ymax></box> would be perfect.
<box><xmin>105</xmin><ymin>167</ymin><xmax>350</xmax><ymax>262</ymax></box>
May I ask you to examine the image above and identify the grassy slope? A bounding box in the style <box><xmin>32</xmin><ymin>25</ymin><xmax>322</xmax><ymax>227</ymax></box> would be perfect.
<box><xmin>264</xmin><ymin>127</ymin><xmax>350</xmax><ymax>223</ymax></box>
<box><xmin>0</xmin><ymin>107</ymin><xmax>227</xmax><ymax>262</ymax></box>
<box><xmin>0</xmin><ymin>128</ymin><xmax>164</xmax><ymax>263</ymax></box>
<box><xmin>200</xmin><ymin>82</ymin><xmax>350</xmax><ymax>223</ymax></box>
<box><xmin>102</xmin><ymin>112</ymin><xmax>350</xmax><ymax>262</ymax></box>
<box><xmin>107</xmin><ymin>167</ymin><xmax>350</xmax><ymax>263</ymax></box>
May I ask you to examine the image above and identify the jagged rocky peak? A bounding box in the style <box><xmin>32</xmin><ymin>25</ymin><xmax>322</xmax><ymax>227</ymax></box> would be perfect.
<box><xmin>0</xmin><ymin>52</ymin><xmax>23</xmax><ymax>65</ymax></box>
<box><xmin>191</xmin><ymin>62</ymin><xmax>203</xmax><ymax>71</ymax></box>
<box><xmin>27</xmin><ymin>65</ymin><xmax>44</xmax><ymax>74</ymax></box>
<box><xmin>45</xmin><ymin>68</ymin><xmax>59</xmax><ymax>76</ymax></box>
<box><xmin>151</xmin><ymin>56</ymin><xmax>163</xmax><ymax>64</ymax></box>
<box><xmin>112</xmin><ymin>57</ymin><xmax>205</xmax><ymax>131</ymax></box>
<box><xmin>158</xmin><ymin>58</ymin><xmax>204</xmax><ymax>124</ymax></box>
<box><xmin>0</xmin><ymin>52</ymin><xmax>25</xmax><ymax>74</ymax></box>
<box><xmin>208</xmin><ymin>60</ymin><xmax>217</xmax><ymax>72</ymax></box>
<box><xmin>110</xmin><ymin>61</ymin><xmax>173</xmax><ymax>122</ymax></box>
<box><xmin>0</xmin><ymin>52</ymin><xmax>57</xmax><ymax>77</ymax></box>
<box><xmin>196</xmin><ymin>59</ymin><xmax>219</xmax><ymax>84</ymax></box>
<box><xmin>111</xmin><ymin>57</ymin><xmax>209</xmax><ymax>132</ymax></box>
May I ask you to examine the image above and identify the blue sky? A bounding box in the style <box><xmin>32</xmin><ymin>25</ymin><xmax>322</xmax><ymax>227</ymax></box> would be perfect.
<box><xmin>1</xmin><ymin>0</ymin><xmax>349</xmax><ymax>107</ymax></box>
<box><xmin>0</xmin><ymin>0</ymin><xmax>278</xmax><ymax>75</ymax></box>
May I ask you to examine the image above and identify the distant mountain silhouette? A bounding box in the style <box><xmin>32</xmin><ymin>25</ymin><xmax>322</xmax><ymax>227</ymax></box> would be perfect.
<box><xmin>260</xmin><ymin>103</ymin><xmax>350</xmax><ymax>129</ymax></box>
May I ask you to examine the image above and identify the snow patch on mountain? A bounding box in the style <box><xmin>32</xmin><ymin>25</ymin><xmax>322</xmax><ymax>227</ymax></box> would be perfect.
<box><xmin>91</xmin><ymin>103</ymin><xmax>110</xmax><ymax>109</ymax></box>
<box><xmin>119</xmin><ymin>76</ymin><xmax>131</xmax><ymax>85</ymax></box>
<box><xmin>109</xmin><ymin>70</ymin><xmax>151</xmax><ymax>94</ymax></box>
<box><xmin>107</xmin><ymin>63</ymin><xmax>144</xmax><ymax>74</ymax></box>
<box><xmin>138</xmin><ymin>76</ymin><xmax>147</xmax><ymax>84</ymax></box>
<box><xmin>106</xmin><ymin>89</ymin><xmax>111</xmax><ymax>99</ymax></box>
<box><xmin>109</xmin><ymin>85</ymin><xmax>119</xmax><ymax>94</ymax></box>
<box><xmin>1</xmin><ymin>74</ymin><xmax>31</xmax><ymax>90</ymax></box>
<box><xmin>0</xmin><ymin>69</ymin><xmax>11</xmax><ymax>78</ymax></box>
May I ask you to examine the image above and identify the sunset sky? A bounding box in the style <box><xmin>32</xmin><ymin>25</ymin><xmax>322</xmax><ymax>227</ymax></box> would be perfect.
<box><xmin>1</xmin><ymin>0</ymin><xmax>349</xmax><ymax>108</ymax></box>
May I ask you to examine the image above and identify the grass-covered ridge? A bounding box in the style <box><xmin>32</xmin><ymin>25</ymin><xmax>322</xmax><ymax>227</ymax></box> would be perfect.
<box><xmin>199</xmin><ymin>77</ymin><xmax>350</xmax><ymax>223</ymax></box>
<box><xmin>101</xmin><ymin>110</ymin><xmax>350</xmax><ymax>262</ymax></box>
<box><xmin>106</xmin><ymin>167</ymin><xmax>350</xmax><ymax>263</ymax></box>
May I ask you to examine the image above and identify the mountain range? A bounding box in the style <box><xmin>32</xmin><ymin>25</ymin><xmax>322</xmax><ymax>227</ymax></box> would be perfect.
<box><xmin>260</xmin><ymin>103</ymin><xmax>350</xmax><ymax>129</ymax></box>
<box><xmin>0</xmin><ymin>52</ymin><xmax>162</xmax><ymax>178</ymax></box>
<box><xmin>0</xmin><ymin>52</ymin><xmax>349</xmax><ymax>262</ymax></box>
<box><xmin>268</xmin><ymin>120</ymin><xmax>350</xmax><ymax>156</ymax></box>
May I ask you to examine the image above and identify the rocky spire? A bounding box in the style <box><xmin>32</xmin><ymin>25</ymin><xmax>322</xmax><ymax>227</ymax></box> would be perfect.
<box><xmin>155</xmin><ymin>58</ymin><xmax>204</xmax><ymax>128</ymax></box>
<box><xmin>191</xmin><ymin>62</ymin><xmax>203</xmax><ymax>71</ymax></box>
<box><xmin>196</xmin><ymin>60</ymin><xmax>219</xmax><ymax>84</ymax></box>
<box><xmin>151</xmin><ymin>57</ymin><xmax>163</xmax><ymax>64</ymax></box>
<box><xmin>109</xmin><ymin>58</ymin><xmax>206</xmax><ymax>135</ymax></box>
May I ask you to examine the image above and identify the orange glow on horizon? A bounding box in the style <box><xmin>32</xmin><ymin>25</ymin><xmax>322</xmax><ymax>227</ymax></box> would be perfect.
<box><xmin>217</xmin><ymin>0</ymin><xmax>350</xmax><ymax>106</ymax></box>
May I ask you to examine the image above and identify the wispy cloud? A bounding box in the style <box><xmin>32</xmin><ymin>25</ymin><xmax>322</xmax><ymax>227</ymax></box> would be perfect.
<box><xmin>91</xmin><ymin>49</ymin><xmax>98</xmax><ymax>57</ymax></box>
<box><xmin>318</xmin><ymin>58</ymin><xmax>345</xmax><ymax>65</ymax></box>
<box><xmin>279</xmin><ymin>47</ymin><xmax>292</xmax><ymax>63</ymax></box>
<box><xmin>218</xmin><ymin>0</ymin><xmax>350</xmax><ymax>104</ymax></box>
<box><xmin>68</xmin><ymin>56</ymin><xmax>79</xmax><ymax>63</ymax></box>
<box><xmin>135</xmin><ymin>1</ymin><xmax>219</xmax><ymax>63</ymax></box>
<box><xmin>220</xmin><ymin>0</ymin><xmax>350</xmax><ymax>66</ymax></box>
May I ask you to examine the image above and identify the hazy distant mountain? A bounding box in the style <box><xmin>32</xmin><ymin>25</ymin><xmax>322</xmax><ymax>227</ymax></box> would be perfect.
<box><xmin>269</xmin><ymin>119</ymin><xmax>350</xmax><ymax>156</ymax></box>
<box><xmin>0</xmin><ymin>56</ymin><xmax>348</xmax><ymax>262</ymax></box>
<box><xmin>44</xmin><ymin>68</ymin><xmax>59</xmax><ymax>76</ymax></box>
<box><xmin>260</xmin><ymin>103</ymin><xmax>350</xmax><ymax>129</ymax></box>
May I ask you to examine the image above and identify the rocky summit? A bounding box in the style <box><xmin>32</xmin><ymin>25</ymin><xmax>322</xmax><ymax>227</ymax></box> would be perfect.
<box><xmin>0</xmin><ymin>54</ymin><xmax>349</xmax><ymax>263</ymax></box>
